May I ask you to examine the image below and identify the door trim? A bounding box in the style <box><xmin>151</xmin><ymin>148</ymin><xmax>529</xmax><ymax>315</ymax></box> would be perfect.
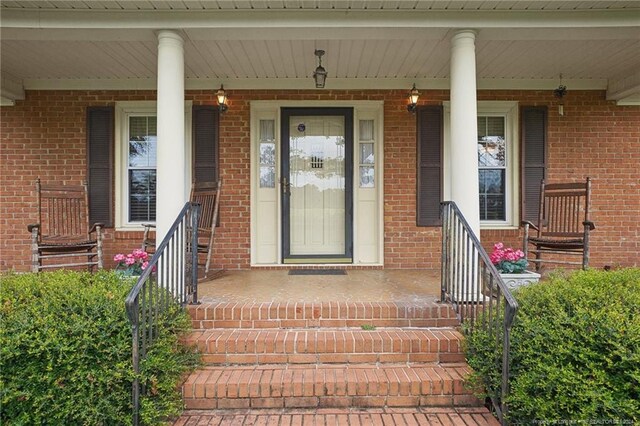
<box><xmin>281</xmin><ymin>107</ymin><xmax>354</xmax><ymax>263</ymax></box>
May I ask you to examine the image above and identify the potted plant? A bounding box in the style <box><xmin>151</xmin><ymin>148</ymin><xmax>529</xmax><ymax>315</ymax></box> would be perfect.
<box><xmin>113</xmin><ymin>249</ymin><xmax>150</xmax><ymax>279</ymax></box>
<box><xmin>489</xmin><ymin>243</ymin><xmax>541</xmax><ymax>290</ymax></box>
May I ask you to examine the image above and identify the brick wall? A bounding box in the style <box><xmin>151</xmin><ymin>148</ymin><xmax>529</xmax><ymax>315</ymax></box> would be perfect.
<box><xmin>1</xmin><ymin>89</ymin><xmax>638</xmax><ymax>272</ymax></box>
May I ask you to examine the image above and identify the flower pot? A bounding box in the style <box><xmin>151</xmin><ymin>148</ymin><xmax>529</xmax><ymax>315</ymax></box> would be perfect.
<box><xmin>500</xmin><ymin>270</ymin><xmax>541</xmax><ymax>290</ymax></box>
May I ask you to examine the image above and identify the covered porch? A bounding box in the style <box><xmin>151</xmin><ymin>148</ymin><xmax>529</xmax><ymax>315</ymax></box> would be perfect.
<box><xmin>2</xmin><ymin>1</ymin><xmax>639</xmax><ymax>273</ymax></box>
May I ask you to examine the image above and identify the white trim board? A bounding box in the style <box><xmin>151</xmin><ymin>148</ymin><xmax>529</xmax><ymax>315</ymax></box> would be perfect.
<box><xmin>22</xmin><ymin>77</ymin><xmax>609</xmax><ymax>91</ymax></box>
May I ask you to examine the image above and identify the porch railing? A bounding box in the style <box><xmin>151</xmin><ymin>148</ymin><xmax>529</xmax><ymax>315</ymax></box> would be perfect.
<box><xmin>440</xmin><ymin>201</ymin><xmax>518</xmax><ymax>425</ymax></box>
<box><xmin>124</xmin><ymin>202</ymin><xmax>200</xmax><ymax>426</ymax></box>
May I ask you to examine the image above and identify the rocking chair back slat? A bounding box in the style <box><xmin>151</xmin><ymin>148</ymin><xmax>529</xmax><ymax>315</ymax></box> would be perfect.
<box><xmin>523</xmin><ymin>177</ymin><xmax>594</xmax><ymax>270</ymax></box>
<box><xmin>29</xmin><ymin>178</ymin><xmax>103</xmax><ymax>272</ymax></box>
<box><xmin>191</xmin><ymin>180</ymin><xmax>222</xmax><ymax>278</ymax></box>
<box><xmin>192</xmin><ymin>181</ymin><xmax>218</xmax><ymax>232</ymax></box>
<box><xmin>539</xmin><ymin>184</ymin><xmax>589</xmax><ymax>237</ymax></box>
<box><xmin>39</xmin><ymin>182</ymin><xmax>89</xmax><ymax>241</ymax></box>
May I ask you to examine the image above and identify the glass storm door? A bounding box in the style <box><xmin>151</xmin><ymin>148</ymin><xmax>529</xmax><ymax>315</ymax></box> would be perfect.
<box><xmin>281</xmin><ymin>108</ymin><xmax>353</xmax><ymax>263</ymax></box>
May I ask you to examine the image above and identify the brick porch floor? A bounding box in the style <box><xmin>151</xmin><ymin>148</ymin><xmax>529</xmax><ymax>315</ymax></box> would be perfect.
<box><xmin>197</xmin><ymin>270</ymin><xmax>442</xmax><ymax>303</ymax></box>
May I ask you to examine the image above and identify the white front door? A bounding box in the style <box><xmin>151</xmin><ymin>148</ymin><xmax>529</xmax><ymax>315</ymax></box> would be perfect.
<box><xmin>282</xmin><ymin>108</ymin><xmax>353</xmax><ymax>263</ymax></box>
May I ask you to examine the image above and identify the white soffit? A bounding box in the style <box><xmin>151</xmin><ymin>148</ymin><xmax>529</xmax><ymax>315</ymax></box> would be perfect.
<box><xmin>0</xmin><ymin>2</ymin><xmax>638</xmax><ymax>97</ymax></box>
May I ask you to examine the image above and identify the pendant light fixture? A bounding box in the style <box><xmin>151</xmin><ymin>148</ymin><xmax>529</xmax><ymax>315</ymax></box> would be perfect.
<box><xmin>313</xmin><ymin>49</ymin><xmax>327</xmax><ymax>89</ymax></box>
<box><xmin>553</xmin><ymin>74</ymin><xmax>567</xmax><ymax>116</ymax></box>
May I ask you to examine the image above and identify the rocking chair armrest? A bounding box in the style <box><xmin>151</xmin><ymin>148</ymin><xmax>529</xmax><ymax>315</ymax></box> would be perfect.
<box><xmin>141</xmin><ymin>223</ymin><xmax>156</xmax><ymax>231</ymax></box>
<box><xmin>583</xmin><ymin>220</ymin><xmax>595</xmax><ymax>230</ymax></box>
<box><xmin>27</xmin><ymin>223</ymin><xmax>40</xmax><ymax>233</ymax></box>
<box><xmin>521</xmin><ymin>220</ymin><xmax>539</xmax><ymax>232</ymax></box>
<box><xmin>89</xmin><ymin>223</ymin><xmax>105</xmax><ymax>234</ymax></box>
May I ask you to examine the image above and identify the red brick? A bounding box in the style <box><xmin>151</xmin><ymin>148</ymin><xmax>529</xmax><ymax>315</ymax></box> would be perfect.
<box><xmin>4</xmin><ymin>89</ymin><xmax>633</xmax><ymax>271</ymax></box>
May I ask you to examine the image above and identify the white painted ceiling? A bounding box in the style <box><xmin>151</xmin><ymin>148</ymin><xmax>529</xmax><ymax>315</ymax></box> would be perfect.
<box><xmin>1</xmin><ymin>1</ymin><xmax>639</xmax><ymax>101</ymax></box>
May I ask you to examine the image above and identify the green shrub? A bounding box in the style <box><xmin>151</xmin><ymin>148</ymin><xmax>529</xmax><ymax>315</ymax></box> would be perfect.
<box><xmin>465</xmin><ymin>268</ymin><xmax>640</xmax><ymax>423</ymax></box>
<box><xmin>0</xmin><ymin>271</ymin><xmax>199</xmax><ymax>425</ymax></box>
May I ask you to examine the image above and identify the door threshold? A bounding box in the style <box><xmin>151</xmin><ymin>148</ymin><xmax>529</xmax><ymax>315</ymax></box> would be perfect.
<box><xmin>283</xmin><ymin>257</ymin><xmax>352</xmax><ymax>264</ymax></box>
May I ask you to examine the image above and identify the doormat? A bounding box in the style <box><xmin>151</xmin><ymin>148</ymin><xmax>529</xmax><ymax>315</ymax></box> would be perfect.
<box><xmin>289</xmin><ymin>269</ymin><xmax>347</xmax><ymax>276</ymax></box>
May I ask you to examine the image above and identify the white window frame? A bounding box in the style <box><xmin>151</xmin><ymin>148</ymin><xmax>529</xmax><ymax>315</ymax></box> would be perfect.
<box><xmin>444</xmin><ymin>101</ymin><xmax>519</xmax><ymax>229</ymax></box>
<box><xmin>115</xmin><ymin>101</ymin><xmax>192</xmax><ymax>230</ymax></box>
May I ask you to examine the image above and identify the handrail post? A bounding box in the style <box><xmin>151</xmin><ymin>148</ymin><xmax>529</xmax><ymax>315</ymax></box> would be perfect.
<box><xmin>191</xmin><ymin>203</ymin><xmax>200</xmax><ymax>303</ymax></box>
<box><xmin>440</xmin><ymin>203</ymin><xmax>449</xmax><ymax>302</ymax></box>
<box><xmin>501</xmin><ymin>310</ymin><xmax>511</xmax><ymax>425</ymax></box>
<box><xmin>130</xmin><ymin>300</ymin><xmax>140</xmax><ymax>426</ymax></box>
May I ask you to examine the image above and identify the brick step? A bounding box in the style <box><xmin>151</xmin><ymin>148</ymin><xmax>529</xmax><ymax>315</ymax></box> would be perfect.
<box><xmin>188</xmin><ymin>301</ymin><xmax>458</xmax><ymax>329</ymax></box>
<box><xmin>181</xmin><ymin>364</ymin><xmax>480</xmax><ymax>410</ymax></box>
<box><xmin>174</xmin><ymin>407</ymin><xmax>501</xmax><ymax>426</ymax></box>
<box><xmin>185</xmin><ymin>328</ymin><xmax>466</xmax><ymax>365</ymax></box>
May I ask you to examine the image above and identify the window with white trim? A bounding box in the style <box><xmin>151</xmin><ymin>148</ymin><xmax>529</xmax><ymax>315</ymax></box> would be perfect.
<box><xmin>477</xmin><ymin>116</ymin><xmax>506</xmax><ymax>221</ymax></box>
<box><xmin>443</xmin><ymin>101</ymin><xmax>519</xmax><ymax>228</ymax></box>
<box><xmin>115</xmin><ymin>102</ymin><xmax>192</xmax><ymax>229</ymax></box>
<box><xmin>127</xmin><ymin>115</ymin><xmax>157</xmax><ymax>222</ymax></box>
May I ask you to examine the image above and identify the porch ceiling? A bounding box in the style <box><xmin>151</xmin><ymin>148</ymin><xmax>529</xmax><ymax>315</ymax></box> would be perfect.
<box><xmin>1</xmin><ymin>1</ymin><xmax>639</xmax><ymax>103</ymax></box>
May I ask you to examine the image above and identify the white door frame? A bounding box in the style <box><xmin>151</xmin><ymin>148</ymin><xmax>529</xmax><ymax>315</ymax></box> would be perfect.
<box><xmin>249</xmin><ymin>100</ymin><xmax>384</xmax><ymax>266</ymax></box>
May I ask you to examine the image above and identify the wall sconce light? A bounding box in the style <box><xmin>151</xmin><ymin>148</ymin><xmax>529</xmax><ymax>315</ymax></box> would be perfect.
<box><xmin>313</xmin><ymin>49</ymin><xmax>327</xmax><ymax>89</ymax></box>
<box><xmin>216</xmin><ymin>84</ymin><xmax>228</xmax><ymax>113</ymax></box>
<box><xmin>553</xmin><ymin>75</ymin><xmax>567</xmax><ymax>116</ymax></box>
<box><xmin>407</xmin><ymin>83</ymin><xmax>420</xmax><ymax>113</ymax></box>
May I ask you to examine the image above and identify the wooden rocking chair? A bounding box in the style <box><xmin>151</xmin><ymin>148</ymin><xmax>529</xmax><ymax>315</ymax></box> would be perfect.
<box><xmin>522</xmin><ymin>177</ymin><xmax>595</xmax><ymax>271</ymax></box>
<box><xmin>28</xmin><ymin>179</ymin><xmax>104</xmax><ymax>272</ymax></box>
<box><xmin>142</xmin><ymin>180</ymin><xmax>222</xmax><ymax>279</ymax></box>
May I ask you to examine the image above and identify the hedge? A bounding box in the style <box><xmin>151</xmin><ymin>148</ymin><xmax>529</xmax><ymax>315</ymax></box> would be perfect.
<box><xmin>465</xmin><ymin>268</ymin><xmax>640</xmax><ymax>423</ymax></box>
<box><xmin>0</xmin><ymin>271</ymin><xmax>199</xmax><ymax>425</ymax></box>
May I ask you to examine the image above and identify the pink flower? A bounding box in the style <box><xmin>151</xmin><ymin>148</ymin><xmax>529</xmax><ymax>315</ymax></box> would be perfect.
<box><xmin>132</xmin><ymin>249</ymin><xmax>148</xmax><ymax>260</ymax></box>
<box><xmin>114</xmin><ymin>248</ymin><xmax>153</xmax><ymax>274</ymax></box>
<box><xmin>489</xmin><ymin>242</ymin><xmax>527</xmax><ymax>273</ymax></box>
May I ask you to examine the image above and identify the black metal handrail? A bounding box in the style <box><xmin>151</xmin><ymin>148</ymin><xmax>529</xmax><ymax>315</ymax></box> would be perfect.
<box><xmin>125</xmin><ymin>202</ymin><xmax>200</xmax><ymax>426</ymax></box>
<box><xmin>440</xmin><ymin>201</ymin><xmax>518</xmax><ymax>425</ymax></box>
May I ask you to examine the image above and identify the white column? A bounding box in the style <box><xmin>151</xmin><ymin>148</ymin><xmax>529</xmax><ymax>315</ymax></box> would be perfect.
<box><xmin>450</xmin><ymin>30</ymin><xmax>480</xmax><ymax>237</ymax></box>
<box><xmin>156</xmin><ymin>30</ymin><xmax>186</xmax><ymax>245</ymax></box>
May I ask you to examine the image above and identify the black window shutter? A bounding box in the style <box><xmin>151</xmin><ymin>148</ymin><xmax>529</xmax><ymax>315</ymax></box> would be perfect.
<box><xmin>86</xmin><ymin>106</ymin><xmax>114</xmax><ymax>227</ymax></box>
<box><xmin>416</xmin><ymin>105</ymin><xmax>443</xmax><ymax>227</ymax></box>
<box><xmin>521</xmin><ymin>106</ymin><xmax>548</xmax><ymax>223</ymax></box>
<box><xmin>192</xmin><ymin>105</ymin><xmax>219</xmax><ymax>183</ymax></box>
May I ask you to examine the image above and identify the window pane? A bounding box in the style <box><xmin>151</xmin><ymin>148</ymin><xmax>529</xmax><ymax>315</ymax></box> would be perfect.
<box><xmin>260</xmin><ymin>142</ymin><xmax>276</xmax><ymax>166</ymax></box>
<box><xmin>359</xmin><ymin>166</ymin><xmax>375</xmax><ymax>188</ymax></box>
<box><xmin>479</xmin><ymin>169</ymin><xmax>505</xmax><ymax>220</ymax></box>
<box><xmin>478</xmin><ymin>116</ymin><xmax>505</xmax><ymax>167</ymax></box>
<box><xmin>478</xmin><ymin>136</ymin><xmax>505</xmax><ymax>167</ymax></box>
<box><xmin>129</xmin><ymin>115</ymin><xmax>157</xmax><ymax>167</ymax></box>
<box><xmin>359</xmin><ymin>120</ymin><xmax>374</xmax><ymax>141</ymax></box>
<box><xmin>260</xmin><ymin>165</ymin><xmax>275</xmax><ymax>188</ymax></box>
<box><xmin>129</xmin><ymin>170</ymin><xmax>156</xmax><ymax>222</ymax></box>
<box><xmin>129</xmin><ymin>137</ymin><xmax>157</xmax><ymax>167</ymax></box>
<box><xmin>260</xmin><ymin>120</ymin><xmax>275</xmax><ymax>142</ymax></box>
<box><xmin>487</xmin><ymin>117</ymin><xmax>504</xmax><ymax>138</ymax></box>
<box><xmin>360</xmin><ymin>143</ymin><xmax>374</xmax><ymax>164</ymax></box>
